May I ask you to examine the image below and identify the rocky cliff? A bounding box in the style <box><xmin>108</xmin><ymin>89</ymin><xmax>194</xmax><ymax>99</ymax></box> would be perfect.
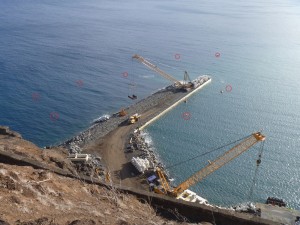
<box><xmin>0</xmin><ymin>126</ymin><xmax>210</xmax><ymax>225</ymax></box>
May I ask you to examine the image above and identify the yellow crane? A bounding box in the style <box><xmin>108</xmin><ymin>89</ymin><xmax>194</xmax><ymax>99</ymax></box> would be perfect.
<box><xmin>132</xmin><ymin>54</ymin><xmax>193</xmax><ymax>90</ymax></box>
<box><xmin>154</xmin><ymin>132</ymin><xmax>266</xmax><ymax>197</ymax></box>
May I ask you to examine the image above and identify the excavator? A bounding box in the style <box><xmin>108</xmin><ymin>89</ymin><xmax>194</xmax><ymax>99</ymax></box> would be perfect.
<box><xmin>154</xmin><ymin>132</ymin><xmax>266</xmax><ymax>198</ymax></box>
<box><xmin>132</xmin><ymin>54</ymin><xmax>194</xmax><ymax>91</ymax></box>
<box><xmin>118</xmin><ymin>108</ymin><xmax>127</xmax><ymax>117</ymax></box>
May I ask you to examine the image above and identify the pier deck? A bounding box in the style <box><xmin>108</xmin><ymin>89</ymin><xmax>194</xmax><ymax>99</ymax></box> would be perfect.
<box><xmin>60</xmin><ymin>76</ymin><xmax>211</xmax><ymax>189</ymax></box>
<box><xmin>256</xmin><ymin>203</ymin><xmax>300</xmax><ymax>225</ymax></box>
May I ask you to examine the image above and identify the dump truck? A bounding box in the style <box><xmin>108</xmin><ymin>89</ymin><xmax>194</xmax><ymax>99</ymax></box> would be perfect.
<box><xmin>128</xmin><ymin>113</ymin><xmax>140</xmax><ymax>124</ymax></box>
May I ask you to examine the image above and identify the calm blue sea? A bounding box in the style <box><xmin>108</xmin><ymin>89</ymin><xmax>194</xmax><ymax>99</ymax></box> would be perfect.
<box><xmin>1</xmin><ymin>0</ymin><xmax>300</xmax><ymax>208</ymax></box>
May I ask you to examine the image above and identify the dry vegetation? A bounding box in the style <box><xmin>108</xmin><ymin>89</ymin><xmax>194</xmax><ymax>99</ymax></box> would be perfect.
<box><xmin>0</xmin><ymin>127</ymin><xmax>211</xmax><ymax>225</ymax></box>
<box><xmin>0</xmin><ymin>163</ymin><xmax>180</xmax><ymax>224</ymax></box>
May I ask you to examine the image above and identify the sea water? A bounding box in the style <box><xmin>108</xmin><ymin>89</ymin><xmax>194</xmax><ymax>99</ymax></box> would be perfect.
<box><xmin>0</xmin><ymin>0</ymin><xmax>300</xmax><ymax>208</ymax></box>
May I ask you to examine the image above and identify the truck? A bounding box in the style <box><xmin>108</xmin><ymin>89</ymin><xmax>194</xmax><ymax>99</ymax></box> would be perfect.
<box><xmin>128</xmin><ymin>113</ymin><xmax>140</xmax><ymax>124</ymax></box>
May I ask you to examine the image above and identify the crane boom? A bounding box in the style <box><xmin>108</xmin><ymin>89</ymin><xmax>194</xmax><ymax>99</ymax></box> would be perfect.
<box><xmin>132</xmin><ymin>54</ymin><xmax>182</xmax><ymax>87</ymax></box>
<box><xmin>184</xmin><ymin>71</ymin><xmax>191</xmax><ymax>83</ymax></box>
<box><xmin>156</xmin><ymin>168</ymin><xmax>170</xmax><ymax>194</ymax></box>
<box><xmin>172</xmin><ymin>132</ymin><xmax>265</xmax><ymax>195</ymax></box>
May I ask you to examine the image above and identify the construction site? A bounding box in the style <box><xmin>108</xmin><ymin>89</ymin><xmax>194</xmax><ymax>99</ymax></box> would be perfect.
<box><xmin>1</xmin><ymin>55</ymin><xmax>299</xmax><ymax>224</ymax></box>
<box><xmin>57</xmin><ymin>55</ymin><xmax>299</xmax><ymax>224</ymax></box>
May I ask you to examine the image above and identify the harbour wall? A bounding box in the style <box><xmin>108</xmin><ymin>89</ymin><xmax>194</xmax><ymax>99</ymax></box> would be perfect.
<box><xmin>59</xmin><ymin>77</ymin><xmax>211</xmax><ymax>151</ymax></box>
<box><xmin>139</xmin><ymin>78</ymin><xmax>212</xmax><ymax>130</ymax></box>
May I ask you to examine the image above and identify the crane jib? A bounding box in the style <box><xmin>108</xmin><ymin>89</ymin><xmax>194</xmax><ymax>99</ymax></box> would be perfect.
<box><xmin>133</xmin><ymin>54</ymin><xmax>182</xmax><ymax>85</ymax></box>
<box><xmin>173</xmin><ymin>132</ymin><xmax>265</xmax><ymax>195</ymax></box>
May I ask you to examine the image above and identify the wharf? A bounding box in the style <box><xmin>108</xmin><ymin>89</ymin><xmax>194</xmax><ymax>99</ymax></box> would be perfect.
<box><xmin>139</xmin><ymin>76</ymin><xmax>211</xmax><ymax>130</ymax></box>
<box><xmin>59</xmin><ymin>76</ymin><xmax>211</xmax><ymax>188</ymax></box>
<box><xmin>256</xmin><ymin>203</ymin><xmax>300</xmax><ymax>225</ymax></box>
<box><xmin>54</xmin><ymin>75</ymin><xmax>298</xmax><ymax>225</ymax></box>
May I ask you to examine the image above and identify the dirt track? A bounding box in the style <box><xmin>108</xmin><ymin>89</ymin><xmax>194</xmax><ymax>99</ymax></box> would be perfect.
<box><xmin>63</xmin><ymin>78</ymin><xmax>211</xmax><ymax>190</ymax></box>
<box><xmin>81</xmin><ymin>88</ymin><xmax>203</xmax><ymax>189</ymax></box>
<box><xmin>83</xmin><ymin>105</ymin><xmax>170</xmax><ymax>189</ymax></box>
<box><xmin>59</xmin><ymin>86</ymin><xmax>186</xmax><ymax>189</ymax></box>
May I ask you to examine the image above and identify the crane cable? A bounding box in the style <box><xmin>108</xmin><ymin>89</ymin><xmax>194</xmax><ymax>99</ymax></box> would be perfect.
<box><xmin>146</xmin><ymin>58</ymin><xmax>182</xmax><ymax>72</ymax></box>
<box><xmin>165</xmin><ymin>133</ymin><xmax>253</xmax><ymax>170</ymax></box>
<box><xmin>248</xmin><ymin>140</ymin><xmax>265</xmax><ymax>201</ymax></box>
<box><xmin>128</xmin><ymin>58</ymin><xmax>137</xmax><ymax>100</ymax></box>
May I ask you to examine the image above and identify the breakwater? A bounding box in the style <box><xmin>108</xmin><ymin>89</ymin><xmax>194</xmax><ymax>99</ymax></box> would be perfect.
<box><xmin>58</xmin><ymin>76</ymin><xmax>211</xmax><ymax>153</ymax></box>
<box><xmin>139</xmin><ymin>76</ymin><xmax>211</xmax><ymax>130</ymax></box>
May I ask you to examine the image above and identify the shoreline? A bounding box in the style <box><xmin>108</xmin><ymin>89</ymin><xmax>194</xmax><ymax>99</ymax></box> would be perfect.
<box><xmin>58</xmin><ymin>76</ymin><xmax>211</xmax><ymax>151</ymax></box>
<box><xmin>139</xmin><ymin>78</ymin><xmax>211</xmax><ymax>130</ymax></box>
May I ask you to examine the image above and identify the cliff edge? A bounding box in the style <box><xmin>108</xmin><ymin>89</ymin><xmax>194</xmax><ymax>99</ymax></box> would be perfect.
<box><xmin>0</xmin><ymin>126</ymin><xmax>210</xmax><ymax>225</ymax></box>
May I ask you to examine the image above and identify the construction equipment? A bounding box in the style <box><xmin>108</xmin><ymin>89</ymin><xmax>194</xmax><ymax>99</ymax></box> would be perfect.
<box><xmin>132</xmin><ymin>54</ymin><xmax>194</xmax><ymax>91</ymax></box>
<box><xmin>128</xmin><ymin>113</ymin><xmax>141</xmax><ymax>124</ymax></box>
<box><xmin>67</xmin><ymin>153</ymin><xmax>91</xmax><ymax>162</ymax></box>
<box><xmin>154</xmin><ymin>132</ymin><xmax>266</xmax><ymax>197</ymax></box>
<box><xmin>118</xmin><ymin>108</ymin><xmax>127</xmax><ymax>117</ymax></box>
<box><xmin>183</xmin><ymin>71</ymin><xmax>192</xmax><ymax>84</ymax></box>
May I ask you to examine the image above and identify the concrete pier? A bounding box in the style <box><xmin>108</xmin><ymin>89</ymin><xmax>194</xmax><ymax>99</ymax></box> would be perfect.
<box><xmin>59</xmin><ymin>76</ymin><xmax>212</xmax><ymax>150</ymax></box>
<box><xmin>139</xmin><ymin>77</ymin><xmax>211</xmax><ymax>130</ymax></box>
<box><xmin>256</xmin><ymin>203</ymin><xmax>300</xmax><ymax>225</ymax></box>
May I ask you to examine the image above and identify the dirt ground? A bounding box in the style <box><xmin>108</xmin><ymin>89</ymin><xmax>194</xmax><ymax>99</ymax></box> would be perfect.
<box><xmin>83</xmin><ymin>103</ymin><xmax>172</xmax><ymax>190</ymax></box>
<box><xmin>55</xmin><ymin>79</ymin><xmax>210</xmax><ymax>191</ymax></box>
<box><xmin>0</xmin><ymin>130</ymin><xmax>212</xmax><ymax>225</ymax></box>
<box><xmin>0</xmin><ymin>163</ymin><xmax>198</xmax><ymax>225</ymax></box>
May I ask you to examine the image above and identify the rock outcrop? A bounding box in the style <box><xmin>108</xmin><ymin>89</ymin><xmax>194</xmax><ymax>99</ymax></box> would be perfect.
<box><xmin>0</xmin><ymin>126</ymin><xmax>212</xmax><ymax>225</ymax></box>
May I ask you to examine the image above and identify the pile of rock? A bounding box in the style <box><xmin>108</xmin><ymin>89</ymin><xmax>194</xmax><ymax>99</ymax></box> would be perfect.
<box><xmin>72</xmin><ymin>155</ymin><xmax>104</xmax><ymax>178</ymax></box>
<box><xmin>231</xmin><ymin>202</ymin><xmax>261</xmax><ymax>215</ymax></box>
<box><xmin>127</xmin><ymin>130</ymin><xmax>163</xmax><ymax>173</ymax></box>
<box><xmin>131</xmin><ymin>157</ymin><xmax>151</xmax><ymax>173</ymax></box>
<box><xmin>0</xmin><ymin>126</ymin><xmax>22</xmax><ymax>139</ymax></box>
<box><xmin>68</xmin><ymin>143</ymin><xmax>82</xmax><ymax>154</ymax></box>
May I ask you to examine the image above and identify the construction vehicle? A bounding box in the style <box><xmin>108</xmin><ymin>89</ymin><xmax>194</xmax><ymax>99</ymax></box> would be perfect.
<box><xmin>128</xmin><ymin>113</ymin><xmax>140</xmax><ymax>124</ymax></box>
<box><xmin>132</xmin><ymin>54</ymin><xmax>194</xmax><ymax>91</ymax></box>
<box><xmin>154</xmin><ymin>132</ymin><xmax>266</xmax><ymax>198</ymax></box>
<box><xmin>118</xmin><ymin>108</ymin><xmax>127</xmax><ymax>117</ymax></box>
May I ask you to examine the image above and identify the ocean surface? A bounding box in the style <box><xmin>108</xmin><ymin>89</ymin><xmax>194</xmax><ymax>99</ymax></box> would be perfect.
<box><xmin>1</xmin><ymin>0</ymin><xmax>300</xmax><ymax>209</ymax></box>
